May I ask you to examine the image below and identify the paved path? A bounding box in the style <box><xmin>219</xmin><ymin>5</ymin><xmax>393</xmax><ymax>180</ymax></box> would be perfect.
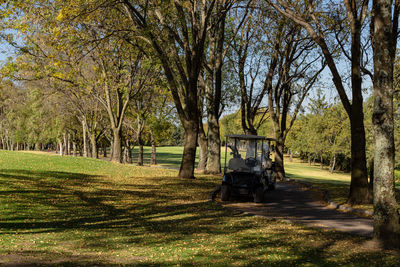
<box><xmin>222</xmin><ymin>181</ymin><xmax>373</xmax><ymax>237</ymax></box>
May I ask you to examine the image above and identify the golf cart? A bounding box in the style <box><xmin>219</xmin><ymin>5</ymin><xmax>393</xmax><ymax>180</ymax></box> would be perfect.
<box><xmin>221</xmin><ymin>134</ymin><xmax>276</xmax><ymax>203</ymax></box>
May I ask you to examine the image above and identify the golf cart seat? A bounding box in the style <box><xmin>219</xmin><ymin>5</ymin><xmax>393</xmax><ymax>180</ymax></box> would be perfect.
<box><xmin>228</xmin><ymin>158</ymin><xmax>250</xmax><ymax>172</ymax></box>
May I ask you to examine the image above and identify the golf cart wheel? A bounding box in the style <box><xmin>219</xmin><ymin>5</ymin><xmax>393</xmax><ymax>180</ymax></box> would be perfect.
<box><xmin>268</xmin><ymin>184</ymin><xmax>276</xmax><ymax>191</ymax></box>
<box><xmin>254</xmin><ymin>186</ymin><xmax>264</xmax><ymax>203</ymax></box>
<box><xmin>221</xmin><ymin>185</ymin><xmax>230</xmax><ymax>201</ymax></box>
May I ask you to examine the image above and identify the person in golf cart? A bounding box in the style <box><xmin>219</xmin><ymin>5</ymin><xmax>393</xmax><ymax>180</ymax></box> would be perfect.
<box><xmin>221</xmin><ymin>135</ymin><xmax>276</xmax><ymax>203</ymax></box>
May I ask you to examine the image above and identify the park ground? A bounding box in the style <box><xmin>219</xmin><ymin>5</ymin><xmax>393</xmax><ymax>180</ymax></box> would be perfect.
<box><xmin>0</xmin><ymin>148</ymin><xmax>399</xmax><ymax>266</ymax></box>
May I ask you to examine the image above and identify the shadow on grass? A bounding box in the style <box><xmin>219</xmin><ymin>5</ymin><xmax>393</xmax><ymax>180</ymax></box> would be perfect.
<box><xmin>0</xmin><ymin>169</ymin><xmax>398</xmax><ymax>265</ymax></box>
<box><xmin>0</xmin><ymin>169</ymin><xmax>225</xmax><ymax>238</ymax></box>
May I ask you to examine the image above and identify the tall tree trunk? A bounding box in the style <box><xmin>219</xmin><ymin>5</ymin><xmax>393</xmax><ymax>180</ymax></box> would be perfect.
<box><xmin>136</xmin><ymin>114</ymin><xmax>145</xmax><ymax>166</ymax></box>
<box><xmin>320</xmin><ymin>154</ymin><xmax>323</xmax><ymax>170</ymax></box>
<box><xmin>330</xmin><ymin>154</ymin><xmax>336</xmax><ymax>173</ymax></box>
<box><xmin>90</xmin><ymin>132</ymin><xmax>98</xmax><ymax>159</ymax></box>
<box><xmin>103</xmin><ymin>143</ymin><xmax>108</xmax><ymax>158</ymax></box>
<box><xmin>347</xmin><ymin>116</ymin><xmax>372</xmax><ymax>204</ymax></box>
<box><xmin>78</xmin><ymin>144</ymin><xmax>83</xmax><ymax>156</ymax></box>
<box><xmin>82</xmin><ymin>119</ymin><xmax>88</xmax><ymax>158</ymax></box>
<box><xmin>137</xmin><ymin>144</ymin><xmax>144</xmax><ymax>166</ymax></box>
<box><xmin>203</xmin><ymin>12</ymin><xmax>223</xmax><ymax>174</ymax></box>
<box><xmin>63</xmin><ymin>133</ymin><xmax>67</xmax><ymax>155</ymax></box>
<box><xmin>345</xmin><ymin>1</ymin><xmax>371</xmax><ymax>205</ymax></box>
<box><xmin>111</xmin><ymin>128</ymin><xmax>122</xmax><ymax>163</ymax></box>
<box><xmin>87</xmin><ymin>143</ymin><xmax>92</xmax><ymax>158</ymax></box>
<box><xmin>197</xmin><ymin>73</ymin><xmax>207</xmax><ymax>173</ymax></box>
<box><xmin>72</xmin><ymin>141</ymin><xmax>77</xmax><ymax>157</ymax></box>
<box><xmin>124</xmin><ymin>139</ymin><xmax>132</xmax><ymax>164</ymax></box>
<box><xmin>275</xmin><ymin>136</ymin><xmax>285</xmax><ymax>180</ymax></box>
<box><xmin>197</xmin><ymin>122</ymin><xmax>208</xmax><ymax>173</ymax></box>
<box><xmin>206</xmin><ymin>114</ymin><xmax>221</xmax><ymax>174</ymax></box>
<box><xmin>58</xmin><ymin>139</ymin><xmax>63</xmax><ymax>156</ymax></box>
<box><xmin>67</xmin><ymin>134</ymin><xmax>71</xmax><ymax>155</ymax></box>
<box><xmin>205</xmin><ymin>4</ymin><xmax>225</xmax><ymax>175</ymax></box>
<box><xmin>372</xmin><ymin>0</ymin><xmax>400</xmax><ymax>248</ymax></box>
<box><xmin>123</xmin><ymin>145</ymin><xmax>127</xmax><ymax>163</ymax></box>
<box><xmin>272</xmin><ymin>109</ymin><xmax>285</xmax><ymax>179</ymax></box>
<box><xmin>151</xmin><ymin>142</ymin><xmax>157</xmax><ymax>165</ymax></box>
<box><xmin>179</xmin><ymin>120</ymin><xmax>198</xmax><ymax>179</ymax></box>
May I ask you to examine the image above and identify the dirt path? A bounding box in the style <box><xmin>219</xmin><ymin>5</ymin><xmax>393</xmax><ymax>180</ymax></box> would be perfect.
<box><xmin>221</xmin><ymin>181</ymin><xmax>373</xmax><ymax>237</ymax></box>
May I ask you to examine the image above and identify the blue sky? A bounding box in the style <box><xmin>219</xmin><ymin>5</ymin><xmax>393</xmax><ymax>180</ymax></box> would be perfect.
<box><xmin>0</xmin><ymin>40</ymin><xmax>16</xmax><ymax>64</ymax></box>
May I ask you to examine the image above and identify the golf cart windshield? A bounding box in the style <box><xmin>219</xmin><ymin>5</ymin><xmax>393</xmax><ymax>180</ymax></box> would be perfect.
<box><xmin>224</xmin><ymin>134</ymin><xmax>273</xmax><ymax>173</ymax></box>
<box><xmin>246</xmin><ymin>140</ymin><xmax>256</xmax><ymax>158</ymax></box>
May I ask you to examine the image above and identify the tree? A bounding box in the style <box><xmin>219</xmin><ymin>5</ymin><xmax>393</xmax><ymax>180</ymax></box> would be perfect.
<box><xmin>231</xmin><ymin>3</ymin><xmax>324</xmax><ymax>179</ymax></box>
<box><xmin>286</xmin><ymin>93</ymin><xmax>352</xmax><ymax>173</ymax></box>
<box><xmin>130</xmin><ymin>68</ymin><xmax>164</xmax><ymax>166</ymax></box>
<box><xmin>147</xmin><ymin>97</ymin><xmax>176</xmax><ymax>165</ymax></box>
<box><xmin>371</xmin><ymin>0</ymin><xmax>400</xmax><ymax>248</ymax></box>
<box><xmin>0</xmin><ymin>80</ymin><xmax>25</xmax><ymax>150</ymax></box>
<box><xmin>200</xmin><ymin>0</ymin><xmax>243</xmax><ymax>174</ymax></box>
<box><xmin>92</xmin><ymin>39</ymin><xmax>150</xmax><ymax>163</ymax></box>
<box><xmin>231</xmin><ymin>4</ymin><xmax>274</xmax><ymax>135</ymax></box>
<box><xmin>324</xmin><ymin>103</ymin><xmax>351</xmax><ymax>173</ymax></box>
<box><xmin>266</xmin><ymin>22</ymin><xmax>325</xmax><ymax>180</ymax></box>
<box><xmin>1</xmin><ymin>1</ymin><xmax>111</xmax><ymax>158</ymax></box>
<box><xmin>121</xmin><ymin>0</ymin><xmax>221</xmax><ymax>178</ymax></box>
<box><xmin>268</xmin><ymin>0</ymin><xmax>373</xmax><ymax>204</ymax></box>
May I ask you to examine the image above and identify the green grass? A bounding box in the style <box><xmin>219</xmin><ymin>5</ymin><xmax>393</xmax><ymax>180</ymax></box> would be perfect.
<box><xmin>131</xmin><ymin>146</ymin><xmax>230</xmax><ymax>169</ymax></box>
<box><xmin>284</xmin><ymin>157</ymin><xmax>400</xmax><ymax>211</ymax></box>
<box><xmin>136</xmin><ymin>147</ymin><xmax>399</xmax><ymax>211</ymax></box>
<box><xmin>284</xmin><ymin>157</ymin><xmax>354</xmax><ymax>205</ymax></box>
<box><xmin>135</xmin><ymin>146</ymin><xmax>187</xmax><ymax>168</ymax></box>
<box><xmin>1</xmin><ymin>150</ymin><xmax>399</xmax><ymax>265</ymax></box>
<box><xmin>395</xmin><ymin>170</ymin><xmax>400</xmax><ymax>182</ymax></box>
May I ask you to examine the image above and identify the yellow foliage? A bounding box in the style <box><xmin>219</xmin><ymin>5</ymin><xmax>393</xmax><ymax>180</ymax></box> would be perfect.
<box><xmin>56</xmin><ymin>10</ymin><xmax>64</xmax><ymax>22</ymax></box>
<box><xmin>52</xmin><ymin>72</ymin><xmax>65</xmax><ymax>79</ymax></box>
<box><xmin>52</xmin><ymin>26</ymin><xmax>62</xmax><ymax>38</ymax></box>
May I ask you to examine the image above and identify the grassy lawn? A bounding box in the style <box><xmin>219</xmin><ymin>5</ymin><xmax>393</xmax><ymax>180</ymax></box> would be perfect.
<box><xmin>284</xmin><ymin>157</ymin><xmax>400</xmax><ymax>212</ymax></box>
<box><xmin>284</xmin><ymin>157</ymin><xmax>358</xmax><ymax>207</ymax></box>
<box><xmin>136</xmin><ymin>146</ymin><xmax>188</xmax><ymax>168</ymax></box>
<box><xmin>135</xmin><ymin>146</ymin><xmax>399</xmax><ymax>211</ymax></box>
<box><xmin>1</xmin><ymin>150</ymin><xmax>399</xmax><ymax>265</ymax></box>
<box><xmin>131</xmin><ymin>146</ymin><xmax>226</xmax><ymax>169</ymax></box>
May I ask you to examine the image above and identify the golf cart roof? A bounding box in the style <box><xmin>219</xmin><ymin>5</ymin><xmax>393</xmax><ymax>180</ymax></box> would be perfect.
<box><xmin>225</xmin><ymin>134</ymin><xmax>275</xmax><ymax>141</ymax></box>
